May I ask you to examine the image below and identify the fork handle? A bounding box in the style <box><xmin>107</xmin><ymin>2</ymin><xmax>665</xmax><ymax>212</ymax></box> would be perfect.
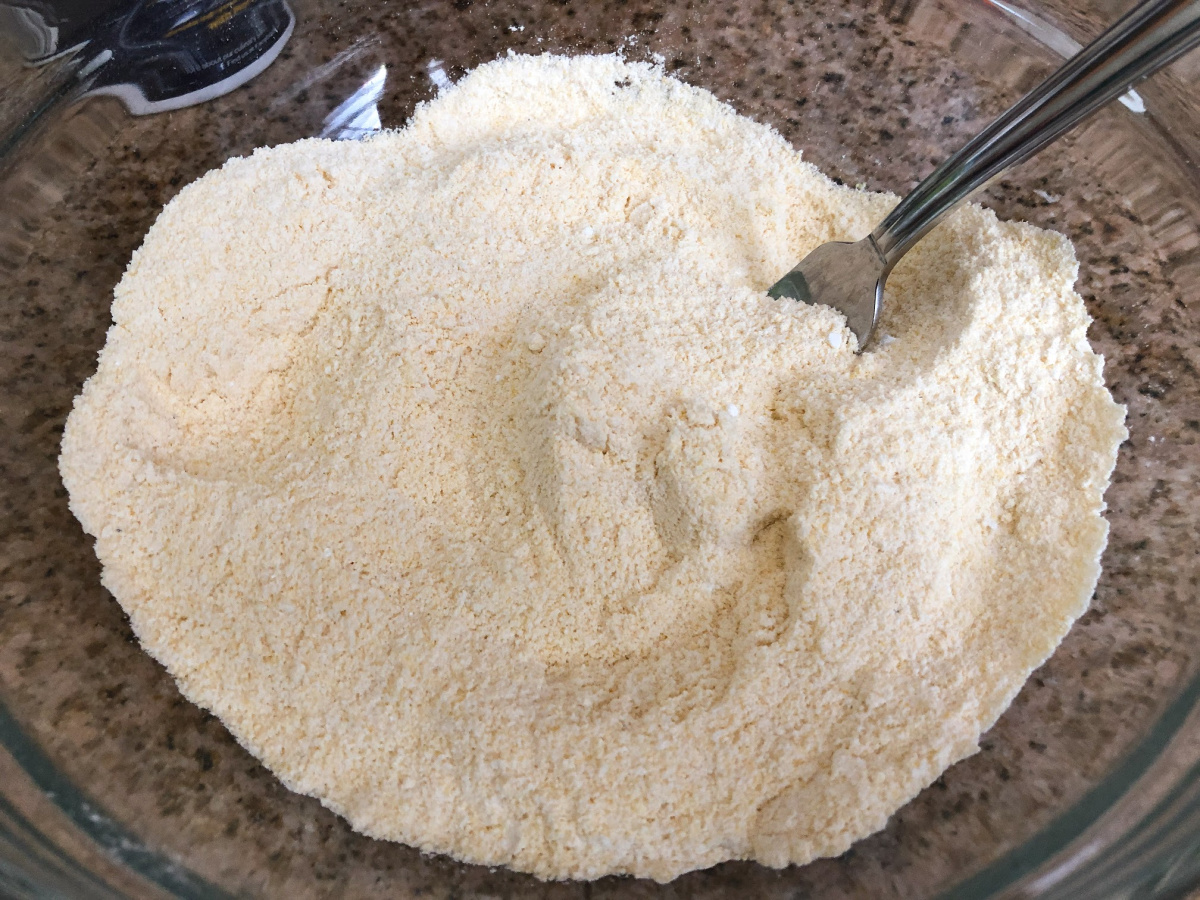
<box><xmin>871</xmin><ymin>0</ymin><xmax>1200</xmax><ymax>266</ymax></box>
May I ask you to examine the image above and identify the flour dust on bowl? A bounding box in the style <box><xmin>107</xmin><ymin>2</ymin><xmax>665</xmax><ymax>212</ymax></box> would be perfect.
<box><xmin>3</xmin><ymin>2</ymin><xmax>1200</xmax><ymax>899</ymax></box>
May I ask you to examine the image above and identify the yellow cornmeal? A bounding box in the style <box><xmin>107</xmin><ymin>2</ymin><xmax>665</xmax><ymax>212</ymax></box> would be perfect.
<box><xmin>60</xmin><ymin>53</ymin><xmax>1126</xmax><ymax>882</ymax></box>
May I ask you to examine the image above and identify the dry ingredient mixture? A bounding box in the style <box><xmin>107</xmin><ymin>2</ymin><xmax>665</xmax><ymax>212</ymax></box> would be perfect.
<box><xmin>60</xmin><ymin>53</ymin><xmax>1127</xmax><ymax>882</ymax></box>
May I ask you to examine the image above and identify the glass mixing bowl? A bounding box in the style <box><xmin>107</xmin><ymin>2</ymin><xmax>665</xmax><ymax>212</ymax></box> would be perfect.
<box><xmin>2</xmin><ymin>0</ymin><xmax>1199</xmax><ymax>897</ymax></box>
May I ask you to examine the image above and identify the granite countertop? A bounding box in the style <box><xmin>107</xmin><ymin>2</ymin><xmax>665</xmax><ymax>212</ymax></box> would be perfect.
<box><xmin>2</xmin><ymin>0</ymin><xmax>1200</xmax><ymax>897</ymax></box>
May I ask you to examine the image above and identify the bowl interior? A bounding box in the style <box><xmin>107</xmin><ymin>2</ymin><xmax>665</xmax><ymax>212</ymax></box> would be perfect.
<box><xmin>2</xmin><ymin>0</ymin><xmax>1200</xmax><ymax>897</ymax></box>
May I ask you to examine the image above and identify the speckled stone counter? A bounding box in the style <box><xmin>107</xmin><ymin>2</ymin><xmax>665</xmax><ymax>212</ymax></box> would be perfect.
<box><xmin>2</xmin><ymin>1</ymin><xmax>1200</xmax><ymax>897</ymax></box>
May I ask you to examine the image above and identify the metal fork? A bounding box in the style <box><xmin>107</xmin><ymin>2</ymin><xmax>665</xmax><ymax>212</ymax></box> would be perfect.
<box><xmin>768</xmin><ymin>0</ymin><xmax>1200</xmax><ymax>350</ymax></box>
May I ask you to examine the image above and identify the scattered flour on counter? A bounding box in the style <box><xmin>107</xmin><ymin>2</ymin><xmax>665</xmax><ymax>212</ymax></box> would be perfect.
<box><xmin>60</xmin><ymin>53</ymin><xmax>1126</xmax><ymax>882</ymax></box>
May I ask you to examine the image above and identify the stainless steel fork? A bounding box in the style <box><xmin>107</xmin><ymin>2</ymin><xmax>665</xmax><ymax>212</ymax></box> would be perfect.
<box><xmin>768</xmin><ymin>0</ymin><xmax>1200</xmax><ymax>349</ymax></box>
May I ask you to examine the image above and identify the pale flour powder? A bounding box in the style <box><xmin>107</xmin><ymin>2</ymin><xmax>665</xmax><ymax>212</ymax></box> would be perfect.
<box><xmin>60</xmin><ymin>53</ymin><xmax>1127</xmax><ymax>881</ymax></box>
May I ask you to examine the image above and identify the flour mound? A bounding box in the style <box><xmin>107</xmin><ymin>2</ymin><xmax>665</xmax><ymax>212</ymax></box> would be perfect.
<box><xmin>61</xmin><ymin>53</ymin><xmax>1126</xmax><ymax>882</ymax></box>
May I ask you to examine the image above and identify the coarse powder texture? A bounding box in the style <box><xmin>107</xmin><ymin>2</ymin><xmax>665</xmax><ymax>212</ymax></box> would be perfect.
<box><xmin>61</xmin><ymin>53</ymin><xmax>1127</xmax><ymax>882</ymax></box>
